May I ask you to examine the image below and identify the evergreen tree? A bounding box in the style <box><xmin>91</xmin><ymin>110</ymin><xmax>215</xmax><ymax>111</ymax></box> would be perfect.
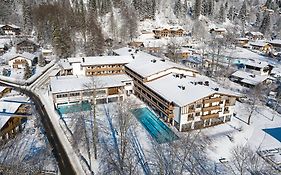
<box><xmin>227</xmin><ymin>6</ymin><xmax>234</xmax><ymax>21</ymax></box>
<box><xmin>24</xmin><ymin>62</ymin><xmax>32</xmax><ymax>80</ymax></box>
<box><xmin>265</xmin><ymin>0</ymin><xmax>273</xmax><ymax>9</ymax></box>
<box><xmin>253</xmin><ymin>0</ymin><xmax>260</xmax><ymax>6</ymax></box>
<box><xmin>202</xmin><ymin>0</ymin><xmax>208</xmax><ymax>16</ymax></box>
<box><xmin>52</xmin><ymin>25</ymin><xmax>74</xmax><ymax>58</ymax></box>
<box><xmin>151</xmin><ymin>0</ymin><xmax>156</xmax><ymax>18</ymax></box>
<box><xmin>238</xmin><ymin>0</ymin><xmax>247</xmax><ymax>23</ymax></box>
<box><xmin>259</xmin><ymin>12</ymin><xmax>271</xmax><ymax>35</ymax></box>
<box><xmin>208</xmin><ymin>0</ymin><xmax>214</xmax><ymax>16</ymax></box>
<box><xmin>183</xmin><ymin>0</ymin><xmax>188</xmax><ymax>17</ymax></box>
<box><xmin>174</xmin><ymin>0</ymin><xmax>182</xmax><ymax>18</ymax></box>
<box><xmin>38</xmin><ymin>53</ymin><xmax>46</xmax><ymax>67</ymax></box>
<box><xmin>194</xmin><ymin>0</ymin><xmax>202</xmax><ymax>19</ymax></box>
<box><xmin>218</xmin><ymin>3</ymin><xmax>225</xmax><ymax>23</ymax></box>
<box><xmin>255</xmin><ymin>12</ymin><xmax>261</xmax><ymax>26</ymax></box>
<box><xmin>22</xmin><ymin>0</ymin><xmax>33</xmax><ymax>34</ymax></box>
<box><xmin>100</xmin><ymin>0</ymin><xmax>112</xmax><ymax>16</ymax></box>
<box><xmin>225</xmin><ymin>1</ymin><xmax>228</xmax><ymax>10</ymax></box>
<box><xmin>89</xmin><ymin>0</ymin><xmax>98</xmax><ymax>16</ymax></box>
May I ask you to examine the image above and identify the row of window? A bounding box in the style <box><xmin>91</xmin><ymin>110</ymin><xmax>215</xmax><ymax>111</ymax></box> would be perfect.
<box><xmin>87</xmin><ymin>65</ymin><xmax>123</xmax><ymax>69</ymax></box>
<box><xmin>87</xmin><ymin>70</ymin><xmax>123</xmax><ymax>75</ymax></box>
<box><xmin>57</xmin><ymin>90</ymin><xmax>107</xmax><ymax>99</ymax></box>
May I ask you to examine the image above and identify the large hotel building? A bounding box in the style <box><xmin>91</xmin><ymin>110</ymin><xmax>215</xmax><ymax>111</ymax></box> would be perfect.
<box><xmin>51</xmin><ymin>47</ymin><xmax>238</xmax><ymax>131</ymax></box>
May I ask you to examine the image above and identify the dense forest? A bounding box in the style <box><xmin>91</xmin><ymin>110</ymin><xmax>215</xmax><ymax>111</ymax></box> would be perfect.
<box><xmin>0</xmin><ymin>0</ymin><xmax>280</xmax><ymax>58</ymax></box>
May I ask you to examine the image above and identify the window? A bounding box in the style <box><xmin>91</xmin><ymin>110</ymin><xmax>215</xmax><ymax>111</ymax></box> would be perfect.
<box><xmin>195</xmin><ymin>112</ymin><xmax>200</xmax><ymax>116</ymax></box>
<box><xmin>70</xmin><ymin>92</ymin><xmax>80</xmax><ymax>97</ymax></box>
<box><xmin>57</xmin><ymin>94</ymin><xmax>68</xmax><ymax>98</ymax></box>
<box><xmin>196</xmin><ymin>104</ymin><xmax>201</xmax><ymax>108</ymax></box>
<box><xmin>96</xmin><ymin>90</ymin><xmax>106</xmax><ymax>96</ymax></box>
<box><xmin>187</xmin><ymin>114</ymin><xmax>194</xmax><ymax>121</ymax></box>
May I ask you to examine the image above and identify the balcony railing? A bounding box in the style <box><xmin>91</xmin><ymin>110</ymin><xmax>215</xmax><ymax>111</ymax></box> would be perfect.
<box><xmin>202</xmin><ymin>105</ymin><xmax>221</xmax><ymax>112</ymax></box>
<box><xmin>201</xmin><ymin>113</ymin><xmax>219</xmax><ymax>120</ymax></box>
<box><xmin>204</xmin><ymin>97</ymin><xmax>221</xmax><ymax>104</ymax></box>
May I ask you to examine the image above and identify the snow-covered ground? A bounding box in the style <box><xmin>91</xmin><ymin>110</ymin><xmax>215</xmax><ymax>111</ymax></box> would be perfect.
<box><xmin>205</xmin><ymin>101</ymin><xmax>281</xmax><ymax>162</ymax></box>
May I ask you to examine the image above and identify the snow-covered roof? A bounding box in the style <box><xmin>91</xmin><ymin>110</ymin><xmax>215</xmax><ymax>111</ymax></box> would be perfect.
<box><xmin>50</xmin><ymin>74</ymin><xmax>132</xmax><ymax>94</ymax></box>
<box><xmin>153</xmin><ymin>26</ymin><xmax>184</xmax><ymax>31</ymax></box>
<box><xmin>0</xmin><ymin>86</ymin><xmax>8</xmax><ymax>92</ymax></box>
<box><xmin>268</xmin><ymin>39</ymin><xmax>281</xmax><ymax>46</ymax></box>
<box><xmin>231</xmin><ymin>70</ymin><xmax>269</xmax><ymax>86</ymax></box>
<box><xmin>0</xmin><ymin>24</ymin><xmax>21</xmax><ymax>29</ymax></box>
<box><xmin>16</xmin><ymin>39</ymin><xmax>37</xmax><ymax>46</ymax></box>
<box><xmin>114</xmin><ymin>47</ymin><xmax>198</xmax><ymax>78</ymax></box>
<box><xmin>246</xmin><ymin>31</ymin><xmax>263</xmax><ymax>36</ymax></box>
<box><xmin>58</xmin><ymin>59</ymin><xmax>72</xmax><ymax>70</ymax></box>
<box><xmin>0</xmin><ymin>95</ymin><xmax>29</xmax><ymax>128</ymax></box>
<box><xmin>3</xmin><ymin>52</ymin><xmax>36</xmax><ymax>62</ymax></box>
<box><xmin>211</xmin><ymin>28</ymin><xmax>227</xmax><ymax>32</ymax></box>
<box><xmin>0</xmin><ymin>116</ymin><xmax>10</xmax><ymax>129</ymax></box>
<box><xmin>145</xmin><ymin>74</ymin><xmax>238</xmax><ymax>107</ymax></box>
<box><xmin>127</xmin><ymin>53</ymin><xmax>197</xmax><ymax>78</ymax></box>
<box><xmin>80</xmin><ymin>56</ymin><xmax>131</xmax><ymax>66</ymax></box>
<box><xmin>243</xmin><ymin>59</ymin><xmax>269</xmax><ymax>69</ymax></box>
<box><xmin>235</xmin><ymin>38</ymin><xmax>249</xmax><ymax>41</ymax></box>
<box><xmin>249</xmin><ymin>40</ymin><xmax>268</xmax><ymax>47</ymax></box>
<box><xmin>42</xmin><ymin>48</ymin><xmax>52</xmax><ymax>53</ymax></box>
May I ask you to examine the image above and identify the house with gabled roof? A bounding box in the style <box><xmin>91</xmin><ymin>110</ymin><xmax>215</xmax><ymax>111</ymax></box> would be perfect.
<box><xmin>16</xmin><ymin>39</ymin><xmax>39</xmax><ymax>53</ymax></box>
<box><xmin>4</xmin><ymin>52</ymin><xmax>37</xmax><ymax>69</ymax></box>
<box><xmin>0</xmin><ymin>24</ymin><xmax>21</xmax><ymax>35</ymax></box>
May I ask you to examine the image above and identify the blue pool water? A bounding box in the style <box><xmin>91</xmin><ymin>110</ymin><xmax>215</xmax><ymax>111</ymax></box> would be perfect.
<box><xmin>132</xmin><ymin>107</ymin><xmax>179</xmax><ymax>144</ymax></box>
<box><xmin>263</xmin><ymin>127</ymin><xmax>281</xmax><ymax>142</ymax></box>
<box><xmin>57</xmin><ymin>102</ymin><xmax>91</xmax><ymax>116</ymax></box>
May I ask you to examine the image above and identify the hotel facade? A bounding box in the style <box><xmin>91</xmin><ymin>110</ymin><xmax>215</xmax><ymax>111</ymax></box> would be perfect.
<box><xmin>53</xmin><ymin>47</ymin><xmax>239</xmax><ymax>131</ymax></box>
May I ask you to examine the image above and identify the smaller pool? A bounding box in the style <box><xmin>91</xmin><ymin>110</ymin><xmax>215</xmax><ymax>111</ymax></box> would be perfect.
<box><xmin>263</xmin><ymin>127</ymin><xmax>281</xmax><ymax>142</ymax></box>
<box><xmin>57</xmin><ymin>102</ymin><xmax>91</xmax><ymax>116</ymax></box>
<box><xmin>132</xmin><ymin>107</ymin><xmax>179</xmax><ymax>144</ymax></box>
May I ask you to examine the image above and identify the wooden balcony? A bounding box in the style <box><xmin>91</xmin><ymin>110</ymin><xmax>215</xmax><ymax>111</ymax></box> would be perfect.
<box><xmin>201</xmin><ymin>113</ymin><xmax>219</xmax><ymax>120</ymax></box>
<box><xmin>204</xmin><ymin>97</ymin><xmax>221</xmax><ymax>104</ymax></box>
<box><xmin>202</xmin><ymin>105</ymin><xmax>221</xmax><ymax>112</ymax></box>
<box><xmin>224</xmin><ymin>110</ymin><xmax>230</xmax><ymax>114</ymax></box>
<box><xmin>188</xmin><ymin>108</ymin><xmax>195</xmax><ymax>113</ymax></box>
<box><xmin>135</xmin><ymin>88</ymin><xmax>170</xmax><ymax>116</ymax></box>
<box><xmin>86</xmin><ymin>67</ymin><xmax>124</xmax><ymax>72</ymax></box>
<box><xmin>134</xmin><ymin>81</ymin><xmax>169</xmax><ymax>107</ymax></box>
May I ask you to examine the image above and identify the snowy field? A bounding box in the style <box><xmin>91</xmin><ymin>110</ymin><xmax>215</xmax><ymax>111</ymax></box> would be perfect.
<box><xmin>205</xmin><ymin>101</ymin><xmax>281</xmax><ymax>161</ymax></box>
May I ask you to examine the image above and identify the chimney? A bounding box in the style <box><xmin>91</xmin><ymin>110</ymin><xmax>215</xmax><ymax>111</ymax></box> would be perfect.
<box><xmin>82</xmin><ymin>57</ymin><xmax>85</xmax><ymax>63</ymax></box>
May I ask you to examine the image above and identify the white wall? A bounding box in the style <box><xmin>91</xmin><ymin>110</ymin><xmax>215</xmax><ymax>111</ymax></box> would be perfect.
<box><xmin>72</xmin><ymin>63</ymin><xmax>84</xmax><ymax>76</ymax></box>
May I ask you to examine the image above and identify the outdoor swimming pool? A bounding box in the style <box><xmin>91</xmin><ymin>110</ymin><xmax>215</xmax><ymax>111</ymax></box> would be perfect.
<box><xmin>57</xmin><ymin>102</ymin><xmax>91</xmax><ymax>116</ymax></box>
<box><xmin>263</xmin><ymin>127</ymin><xmax>281</xmax><ymax>142</ymax></box>
<box><xmin>132</xmin><ymin>107</ymin><xmax>179</xmax><ymax>144</ymax></box>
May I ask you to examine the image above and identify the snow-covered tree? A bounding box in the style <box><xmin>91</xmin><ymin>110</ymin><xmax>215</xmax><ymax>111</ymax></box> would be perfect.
<box><xmin>227</xmin><ymin>6</ymin><xmax>234</xmax><ymax>21</ymax></box>
<box><xmin>259</xmin><ymin>12</ymin><xmax>271</xmax><ymax>35</ymax></box>
<box><xmin>174</xmin><ymin>0</ymin><xmax>182</xmax><ymax>18</ymax></box>
<box><xmin>255</xmin><ymin>12</ymin><xmax>261</xmax><ymax>27</ymax></box>
<box><xmin>265</xmin><ymin>0</ymin><xmax>273</xmax><ymax>9</ymax></box>
<box><xmin>238</xmin><ymin>0</ymin><xmax>247</xmax><ymax>22</ymax></box>
<box><xmin>194</xmin><ymin>0</ymin><xmax>202</xmax><ymax>19</ymax></box>
<box><xmin>218</xmin><ymin>3</ymin><xmax>225</xmax><ymax>23</ymax></box>
<box><xmin>22</xmin><ymin>0</ymin><xmax>33</xmax><ymax>34</ymax></box>
<box><xmin>24</xmin><ymin>62</ymin><xmax>32</xmax><ymax>80</ymax></box>
<box><xmin>38</xmin><ymin>53</ymin><xmax>46</xmax><ymax>67</ymax></box>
